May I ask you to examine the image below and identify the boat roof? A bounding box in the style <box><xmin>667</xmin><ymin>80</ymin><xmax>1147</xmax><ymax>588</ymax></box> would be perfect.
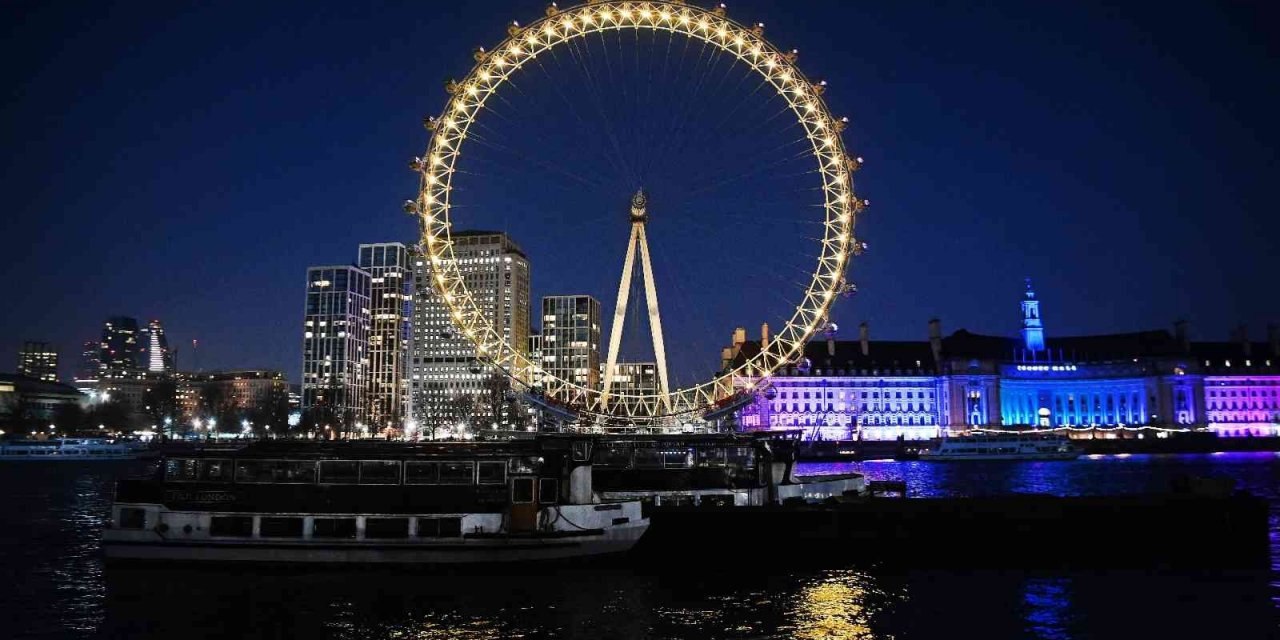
<box><xmin>156</xmin><ymin>432</ymin><xmax>796</xmax><ymax>460</ymax></box>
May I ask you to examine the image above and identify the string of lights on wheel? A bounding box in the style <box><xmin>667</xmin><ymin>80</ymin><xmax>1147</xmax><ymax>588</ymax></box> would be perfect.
<box><xmin>406</xmin><ymin>1</ymin><xmax>870</xmax><ymax>426</ymax></box>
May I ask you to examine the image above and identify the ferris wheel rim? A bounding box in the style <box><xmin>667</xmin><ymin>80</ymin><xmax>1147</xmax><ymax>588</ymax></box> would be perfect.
<box><xmin>414</xmin><ymin>0</ymin><xmax>864</xmax><ymax>422</ymax></box>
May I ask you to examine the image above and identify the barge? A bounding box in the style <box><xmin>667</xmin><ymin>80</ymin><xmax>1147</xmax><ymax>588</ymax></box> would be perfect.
<box><xmin>593</xmin><ymin>431</ymin><xmax>865</xmax><ymax>507</ymax></box>
<box><xmin>102</xmin><ymin>436</ymin><xmax>647</xmax><ymax>565</ymax></box>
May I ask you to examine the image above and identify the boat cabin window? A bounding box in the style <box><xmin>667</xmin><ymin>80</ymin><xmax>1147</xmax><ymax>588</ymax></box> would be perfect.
<box><xmin>260</xmin><ymin>517</ymin><xmax>303</xmax><ymax>538</ymax></box>
<box><xmin>511</xmin><ymin>477</ymin><xmax>535</xmax><ymax>503</ymax></box>
<box><xmin>364</xmin><ymin>517</ymin><xmax>409</xmax><ymax>539</ymax></box>
<box><xmin>417</xmin><ymin>517</ymin><xmax>463</xmax><ymax>538</ymax></box>
<box><xmin>477</xmin><ymin>461</ymin><xmax>506</xmax><ymax>485</ymax></box>
<box><xmin>727</xmin><ymin>447</ymin><xmax>756</xmax><ymax>469</ymax></box>
<box><xmin>571</xmin><ymin>440</ymin><xmax>591</xmax><ymax>461</ymax></box>
<box><xmin>119</xmin><ymin>507</ymin><xmax>146</xmax><ymax>529</ymax></box>
<box><xmin>439</xmin><ymin>461</ymin><xmax>475</xmax><ymax>485</ymax></box>
<box><xmin>209</xmin><ymin>516</ymin><xmax>253</xmax><ymax>537</ymax></box>
<box><xmin>633</xmin><ymin>448</ymin><xmax>663</xmax><ymax>469</ymax></box>
<box><xmin>359</xmin><ymin>460</ymin><xmax>400</xmax><ymax>485</ymax></box>
<box><xmin>696</xmin><ymin>447</ymin><xmax>727</xmax><ymax>468</ymax></box>
<box><xmin>662</xmin><ymin>448</ymin><xmax>694</xmax><ymax>469</ymax></box>
<box><xmin>404</xmin><ymin>461</ymin><xmax>440</xmax><ymax>484</ymax></box>
<box><xmin>319</xmin><ymin>460</ymin><xmax>359</xmax><ymax>484</ymax></box>
<box><xmin>198</xmin><ymin>459</ymin><xmax>234</xmax><ymax>483</ymax></box>
<box><xmin>539</xmin><ymin>478</ymin><xmax>559</xmax><ymax>504</ymax></box>
<box><xmin>165</xmin><ymin>459</ymin><xmax>199</xmax><ymax>482</ymax></box>
<box><xmin>508</xmin><ymin>456</ymin><xmax>539</xmax><ymax>475</ymax></box>
<box><xmin>313</xmin><ymin>518</ymin><xmax>357</xmax><ymax>539</ymax></box>
<box><xmin>593</xmin><ymin>443</ymin><xmax>633</xmax><ymax>468</ymax></box>
<box><xmin>236</xmin><ymin>460</ymin><xmax>317</xmax><ymax>484</ymax></box>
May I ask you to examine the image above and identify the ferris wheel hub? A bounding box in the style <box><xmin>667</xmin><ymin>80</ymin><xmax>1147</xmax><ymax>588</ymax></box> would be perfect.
<box><xmin>629</xmin><ymin>188</ymin><xmax>648</xmax><ymax>223</ymax></box>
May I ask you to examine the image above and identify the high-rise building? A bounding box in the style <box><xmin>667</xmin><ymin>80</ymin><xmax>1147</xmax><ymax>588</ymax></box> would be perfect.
<box><xmin>17</xmin><ymin>341</ymin><xmax>58</xmax><ymax>382</ymax></box>
<box><xmin>99</xmin><ymin>316</ymin><xmax>144</xmax><ymax>379</ymax></box>
<box><xmin>528</xmin><ymin>334</ymin><xmax>545</xmax><ymax>387</ymax></box>
<box><xmin>73</xmin><ymin>341</ymin><xmax>101</xmax><ymax>396</ymax></box>
<box><xmin>140</xmin><ymin>319</ymin><xmax>174</xmax><ymax>374</ymax></box>
<box><xmin>409</xmin><ymin>231</ymin><xmax>531</xmax><ymax>434</ymax></box>
<box><xmin>601</xmin><ymin>361</ymin><xmax>658</xmax><ymax>396</ymax></box>
<box><xmin>358</xmin><ymin>243</ymin><xmax>412</xmax><ymax>431</ymax></box>
<box><xmin>77</xmin><ymin>341</ymin><xmax>100</xmax><ymax>381</ymax></box>
<box><xmin>301</xmin><ymin>265</ymin><xmax>371</xmax><ymax>427</ymax></box>
<box><xmin>540</xmin><ymin>295</ymin><xmax>601</xmax><ymax>393</ymax></box>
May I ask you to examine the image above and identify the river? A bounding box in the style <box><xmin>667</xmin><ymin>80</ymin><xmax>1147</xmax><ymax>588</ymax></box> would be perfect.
<box><xmin>2</xmin><ymin>453</ymin><xmax>1277</xmax><ymax>639</ymax></box>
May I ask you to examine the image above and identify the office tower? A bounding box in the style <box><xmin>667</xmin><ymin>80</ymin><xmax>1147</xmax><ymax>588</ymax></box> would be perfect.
<box><xmin>358</xmin><ymin>243</ymin><xmax>413</xmax><ymax>431</ymax></box>
<box><xmin>540</xmin><ymin>295</ymin><xmax>601</xmax><ymax>392</ymax></box>
<box><xmin>17</xmin><ymin>341</ymin><xmax>58</xmax><ymax>382</ymax></box>
<box><xmin>140</xmin><ymin>319</ymin><xmax>174</xmax><ymax>374</ymax></box>
<box><xmin>602</xmin><ymin>361</ymin><xmax>658</xmax><ymax>396</ymax></box>
<box><xmin>301</xmin><ymin>265</ymin><xmax>371</xmax><ymax>428</ymax></box>
<box><xmin>409</xmin><ymin>231</ymin><xmax>531</xmax><ymax>434</ymax></box>
<box><xmin>99</xmin><ymin>316</ymin><xmax>143</xmax><ymax>379</ymax></box>
<box><xmin>72</xmin><ymin>341</ymin><xmax>101</xmax><ymax>395</ymax></box>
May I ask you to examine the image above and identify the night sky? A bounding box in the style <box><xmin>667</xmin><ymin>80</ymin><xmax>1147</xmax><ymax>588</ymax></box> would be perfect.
<box><xmin>3</xmin><ymin>0</ymin><xmax>1277</xmax><ymax>385</ymax></box>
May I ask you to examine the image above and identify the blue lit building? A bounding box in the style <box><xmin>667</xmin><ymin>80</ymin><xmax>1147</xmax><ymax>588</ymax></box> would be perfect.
<box><xmin>727</xmin><ymin>281</ymin><xmax>1280</xmax><ymax>440</ymax></box>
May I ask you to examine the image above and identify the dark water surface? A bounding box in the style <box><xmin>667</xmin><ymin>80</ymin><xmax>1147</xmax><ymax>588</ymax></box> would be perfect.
<box><xmin>2</xmin><ymin>454</ymin><xmax>1278</xmax><ymax>639</ymax></box>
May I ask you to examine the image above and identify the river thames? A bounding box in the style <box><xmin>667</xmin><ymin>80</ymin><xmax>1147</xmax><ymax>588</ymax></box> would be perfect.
<box><xmin>3</xmin><ymin>453</ymin><xmax>1277</xmax><ymax>639</ymax></box>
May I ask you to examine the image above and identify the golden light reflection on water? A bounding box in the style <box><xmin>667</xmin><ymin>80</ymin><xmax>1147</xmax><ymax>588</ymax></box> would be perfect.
<box><xmin>789</xmin><ymin>571</ymin><xmax>887</xmax><ymax>640</ymax></box>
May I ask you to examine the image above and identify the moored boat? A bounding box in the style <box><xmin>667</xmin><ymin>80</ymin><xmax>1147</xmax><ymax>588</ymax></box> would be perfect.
<box><xmin>919</xmin><ymin>433</ymin><xmax>1080</xmax><ymax>461</ymax></box>
<box><xmin>592</xmin><ymin>430</ymin><xmax>866</xmax><ymax>507</ymax></box>
<box><xmin>102</xmin><ymin>435</ymin><xmax>647</xmax><ymax>565</ymax></box>
<box><xmin>0</xmin><ymin>437</ymin><xmax>141</xmax><ymax>461</ymax></box>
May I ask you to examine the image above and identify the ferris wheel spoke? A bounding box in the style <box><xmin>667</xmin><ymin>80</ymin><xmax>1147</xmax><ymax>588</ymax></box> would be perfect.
<box><xmin>461</xmin><ymin>125</ymin><xmax>613</xmax><ymax>193</ymax></box>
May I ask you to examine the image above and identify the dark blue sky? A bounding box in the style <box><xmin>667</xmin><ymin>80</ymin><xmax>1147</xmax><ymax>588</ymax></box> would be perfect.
<box><xmin>3</xmin><ymin>0</ymin><xmax>1277</xmax><ymax>384</ymax></box>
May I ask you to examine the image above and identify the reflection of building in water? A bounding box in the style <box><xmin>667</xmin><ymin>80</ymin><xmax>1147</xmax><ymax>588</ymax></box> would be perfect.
<box><xmin>727</xmin><ymin>281</ymin><xmax>1280</xmax><ymax>440</ymax></box>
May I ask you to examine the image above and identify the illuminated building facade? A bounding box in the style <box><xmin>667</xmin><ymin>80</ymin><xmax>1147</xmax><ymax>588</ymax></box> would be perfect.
<box><xmin>358</xmin><ymin>242</ymin><xmax>412</xmax><ymax>431</ymax></box>
<box><xmin>17</xmin><ymin>341</ymin><xmax>58</xmax><ymax>382</ymax></box>
<box><xmin>99</xmin><ymin>316</ymin><xmax>144</xmax><ymax>379</ymax></box>
<box><xmin>140</xmin><ymin>319</ymin><xmax>174</xmax><ymax>374</ymax></box>
<box><xmin>72</xmin><ymin>341</ymin><xmax>100</xmax><ymax>396</ymax></box>
<box><xmin>602</xmin><ymin>361</ymin><xmax>659</xmax><ymax>396</ymax></box>
<box><xmin>729</xmin><ymin>283</ymin><xmax>1280</xmax><ymax>440</ymax></box>
<box><xmin>1198</xmin><ymin>332</ymin><xmax>1280</xmax><ymax>437</ymax></box>
<box><xmin>729</xmin><ymin>323</ymin><xmax>946</xmax><ymax>441</ymax></box>
<box><xmin>540</xmin><ymin>295</ymin><xmax>601</xmax><ymax>392</ymax></box>
<box><xmin>408</xmin><ymin>232</ymin><xmax>531</xmax><ymax>433</ymax></box>
<box><xmin>301</xmin><ymin>265</ymin><xmax>371</xmax><ymax>426</ymax></box>
<box><xmin>184</xmin><ymin>370</ymin><xmax>288</xmax><ymax>414</ymax></box>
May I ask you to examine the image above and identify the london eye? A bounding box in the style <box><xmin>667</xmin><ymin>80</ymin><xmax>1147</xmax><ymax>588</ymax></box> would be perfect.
<box><xmin>408</xmin><ymin>1</ymin><xmax>867</xmax><ymax>428</ymax></box>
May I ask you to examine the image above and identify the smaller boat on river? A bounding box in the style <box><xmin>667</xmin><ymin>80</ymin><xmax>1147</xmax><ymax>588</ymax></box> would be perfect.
<box><xmin>919</xmin><ymin>433</ymin><xmax>1080</xmax><ymax>461</ymax></box>
<box><xmin>0</xmin><ymin>437</ymin><xmax>141</xmax><ymax>461</ymax></box>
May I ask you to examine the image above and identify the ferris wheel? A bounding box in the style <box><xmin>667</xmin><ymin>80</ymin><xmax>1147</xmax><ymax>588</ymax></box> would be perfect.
<box><xmin>409</xmin><ymin>1</ymin><xmax>867</xmax><ymax>427</ymax></box>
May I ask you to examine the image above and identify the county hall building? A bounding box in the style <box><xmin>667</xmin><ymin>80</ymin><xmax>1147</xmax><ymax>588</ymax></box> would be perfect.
<box><xmin>726</xmin><ymin>281</ymin><xmax>1280</xmax><ymax>441</ymax></box>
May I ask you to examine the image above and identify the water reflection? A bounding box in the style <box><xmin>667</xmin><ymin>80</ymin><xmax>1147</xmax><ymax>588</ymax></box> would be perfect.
<box><xmin>3</xmin><ymin>455</ymin><xmax>1279</xmax><ymax>638</ymax></box>
<box><xmin>788</xmin><ymin>571</ymin><xmax>885</xmax><ymax>640</ymax></box>
<box><xmin>1021</xmin><ymin>578</ymin><xmax>1070</xmax><ymax>640</ymax></box>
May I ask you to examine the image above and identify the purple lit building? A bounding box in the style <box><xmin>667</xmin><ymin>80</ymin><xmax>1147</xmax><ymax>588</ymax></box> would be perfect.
<box><xmin>725</xmin><ymin>281</ymin><xmax>1280</xmax><ymax>440</ymax></box>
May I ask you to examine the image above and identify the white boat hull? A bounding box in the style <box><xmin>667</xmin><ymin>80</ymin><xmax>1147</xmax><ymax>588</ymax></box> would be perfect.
<box><xmin>101</xmin><ymin>502</ymin><xmax>648</xmax><ymax>565</ymax></box>
<box><xmin>102</xmin><ymin>525</ymin><xmax>646</xmax><ymax>564</ymax></box>
<box><xmin>0</xmin><ymin>453</ymin><xmax>138</xmax><ymax>461</ymax></box>
<box><xmin>920</xmin><ymin>451</ymin><xmax>1080</xmax><ymax>462</ymax></box>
